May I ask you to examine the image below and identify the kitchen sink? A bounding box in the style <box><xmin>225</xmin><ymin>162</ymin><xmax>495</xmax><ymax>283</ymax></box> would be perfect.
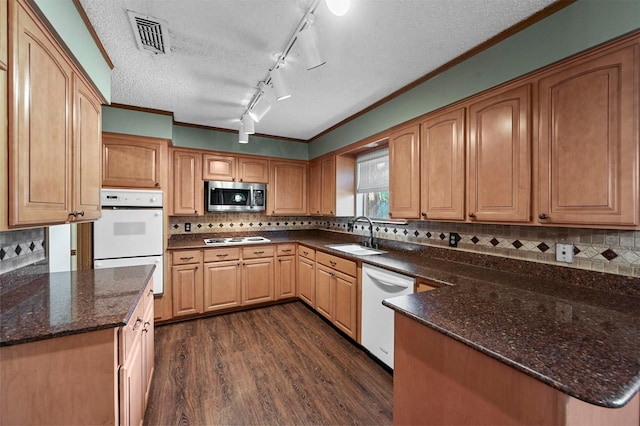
<box><xmin>325</xmin><ymin>244</ymin><xmax>387</xmax><ymax>256</ymax></box>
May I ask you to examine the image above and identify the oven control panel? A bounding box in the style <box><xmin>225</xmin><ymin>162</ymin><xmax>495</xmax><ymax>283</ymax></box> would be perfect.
<box><xmin>101</xmin><ymin>188</ymin><xmax>163</xmax><ymax>208</ymax></box>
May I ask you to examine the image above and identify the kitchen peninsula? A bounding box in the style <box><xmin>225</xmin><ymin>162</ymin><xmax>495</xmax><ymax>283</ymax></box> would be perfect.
<box><xmin>0</xmin><ymin>265</ymin><xmax>155</xmax><ymax>425</ymax></box>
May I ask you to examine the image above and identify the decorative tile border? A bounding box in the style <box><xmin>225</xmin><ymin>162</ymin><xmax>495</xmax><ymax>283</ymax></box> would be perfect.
<box><xmin>0</xmin><ymin>228</ymin><xmax>46</xmax><ymax>274</ymax></box>
<box><xmin>170</xmin><ymin>215</ymin><xmax>640</xmax><ymax>278</ymax></box>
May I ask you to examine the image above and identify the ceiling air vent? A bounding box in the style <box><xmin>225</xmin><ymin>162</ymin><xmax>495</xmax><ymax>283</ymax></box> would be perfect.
<box><xmin>127</xmin><ymin>11</ymin><xmax>171</xmax><ymax>55</ymax></box>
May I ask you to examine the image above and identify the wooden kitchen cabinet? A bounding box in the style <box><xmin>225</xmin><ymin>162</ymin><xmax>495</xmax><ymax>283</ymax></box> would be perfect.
<box><xmin>308</xmin><ymin>159</ymin><xmax>322</xmax><ymax>215</ymax></box>
<box><xmin>308</xmin><ymin>155</ymin><xmax>355</xmax><ymax>217</ymax></box>
<box><xmin>389</xmin><ymin>123</ymin><xmax>421</xmax><ymax>219</ymax></box>
<box><xmin>202</xmin><ymin>247</ymin><xmax>241</xmax><ymax>312</ymax></box>
<box><xmin>171</xmin><ymin>148</ymin><xmax>203</xmax><ymax>215</ymax></box>
<box><xmin>276</xmin><ymin>244</ymin><xmax>297</xmax><ymax>300</ymax></box>
<box><xmin>468</xmin><ymin>83</ymin><xmax>531</xmax><ymax>223</ymax></box>
<box><xmin>102</xmin><ymin>132</ymin><xmax>168</xmax><ymax>189</ymax></box>
<box><xmin>268</xmin><ymin>159</ymin><xmax>308</xmax><ymax>215</ymax></box>
<box><xmin>202</xmin><ymin>153</ymin><xmax>269</xmax><ymax>183</ymax></box>
<box><xmin>315</xmin><ymin>251</ymin><xmax>357</xmax><ymax>339</ymax></box>
<box><xmin>241</xmin><ymin>246</ymin><xmax>275</xmax><ymax>305</ymax></box>
<box><xmin>297</xmin><ymin>246</ymin><xmax>316</xmax><ymax>306</ymax></box>
<box><xmin>9</xmin><ymin>0</ymin><xmax>104</xmax><ymax>227</ymax></box>
<box><xmin>420</xmin><ymin>107</ymin><xmax>465</xmax><ymax>221</ymax></box>
<box><xmin>538</xmin><ymin>41</ymin><xmax>639</xmax><ymax>227</ymax></box>
<box><xmin>171</xmin><ymin>250</ymin><xmax>204</xmax><ymax>317</ymax></box>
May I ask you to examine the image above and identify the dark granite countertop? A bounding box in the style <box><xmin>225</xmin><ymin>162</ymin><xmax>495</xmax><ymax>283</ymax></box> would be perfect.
<box><xmin>169</xmin><ymin>230</ymin><xmax>640</xmax><ymax>408</ymax></box>
<box><xmin>0</xmin><ymin>265</ymin><xmax>155</xmax><ymax>347</ymax></box>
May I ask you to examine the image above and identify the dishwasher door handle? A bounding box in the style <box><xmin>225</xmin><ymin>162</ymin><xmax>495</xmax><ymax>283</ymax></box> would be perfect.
<box><xmin>365</xmin><ymin>270</ymin><xmax>411</xmax><ymax>290</ymax></box>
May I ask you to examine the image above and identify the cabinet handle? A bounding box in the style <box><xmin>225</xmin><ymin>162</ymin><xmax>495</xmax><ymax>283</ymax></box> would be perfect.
<box><xmin>421</xmin><ymin>212</ymin><xmax>427</xmax><ymax>218</ymax></box>
<box><xmin>216</xmin><ymin>254</ymin><xmax>229</xmax><ymax>257</ymax></box>
<box><xmin>133</xmin><ymin>318</ymin><xmax>143</xmax><ymax>330</ymax></box>
<box><xmin>303</xmin><ymin>251</ymin><xmax>309</xmax><ymax>255</ymax></box>
<box><xmin>282</xmin><ymin>249</ymin><xmax>292</xmax><ymax>252</ymax></box>
<box><xmin>143</xmin><ymin>328</ymin><xmax>149</xmax><ymax>334</ymax></box>
<box><xmin>539</xmin><ymin>213</ymin><xmax>548</xmax><ymax>220</ymax></box>
<box><xmin>180</xmin><ymin>256</ymin><xmax>194</xmax><ymax>261</ymax></box>
<box><xmin>330</xmin><ymin>261</ymin><xmax>337</xmax><ymax>266</ymax></box>
<box><xmin>144</xmin><ymin>321</ymin><xmax>151</xmax><ymax>327</ymax></box>
<box><xmin>254</xmin><ymin>251</ymin><xmax>265</xmax><ymax>255</ymax></box>
<box><xmin>468</xmin><ymin>212</ymin><xmax>476</xmax><ymax>218</ymax></box>
<box><xmin>77</xmin><ymin>211</ymin><xmax>85</xmax><ymax>217</ymax></box>
<box><xmin>69</xmin><ymin>211</ymin><xmax>78</xmax><ymax>218</ymax></box>
<box><xmin>148</xmin><ymin>288</ymin><xmax>153</xmax><ymax>295</ymax></box>
<box><xmin>155</xmin><ymin>182</ymin><xmax>160</xmax><ymax>187</ymax></box>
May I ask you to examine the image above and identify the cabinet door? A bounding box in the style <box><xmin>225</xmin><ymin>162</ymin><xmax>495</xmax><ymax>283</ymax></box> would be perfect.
<box><xmin>308</xmin><ymin>159</ymin><xmax>322</xmax><ymax>215</ymax></box>
<box><xmin>268</xmin><ymin>160</ymin><xmax>308</xmax><ymax>215</ymax></box>
<box><xmin>389</xmin><ymin>124</ymin><xmax>421</xmax><ymax>219</ymax></box>
<box><xmin>203</xmin><ymin>260</ymin><xmax>242</xmax><ymax>311</ymax></box>
<box><xmin>538</xmin><ymin>44</ymin><xmax>639</xmax><ymax>226</ymax></box>
<box><xmin>297</xmin><ymin>256</ymin><xmax>315</xmax><ymax>306</ymax></box>
<box><xmin>171</xmin><ymin>264</ymin><xmax>203</xmax><ymax>317</ymax></box>
<box><xmin>276</xmin><ymin>255</ymin><xmax>296</xmax><ymax>299</ymax></box>
<box><xmin>332</xmin><ymin>270</ymin><xmax>357</xmax><ymax>339</ymax></box>
<box><xmin>242</xmin><ymin>257</ymin><xmax>274</xmax><ymax>305</ymax></box>
<box><xmin>321</xmin><ymin>157</ymin><xmax>336</xmax><ymax>215</ymax></box>
<box><xmin>1</xmin><ymin>0</ymin><xmax>7</xmax><ymax>70</ymax></box>
<box><xmin>172</xmin><ymin>149</ymin><xmax>203</xmax><ymax>215</ymax></box>
<box><xmin>11</xmin><ymin>3</ymin><xmax>73</xmax><ymax>225</ymax></box>
<box><xmin>119</xmin><ymin>338</ymin><xmax>144</xmax><ymax>426</ymax></box>
<box><xmin>315</xmin><ymin>264</ymin><xmax>333</xmax><ymax>320</ymax></box>
<box><xmin>73</xmin><ymin>75</ymin><xmax>102</xmax><ymax>221</ymax></box>
<box><xmin>142</xmin><ymin>300</ymin><xmax>154</xmax><ymax>406</ymax></box>
<box><xmin>468</xmin><ymin>84</ymin><xmax>531</xmax><ymax>222</ymax></box>
<box><xmin>202</xmin><ymin>154</ymin><xmax>235</xmax><ymax>181</ymax></box>
<box><xmin>102</xmin><ymin>134</ymin><xmax>165</xmax><ymax>188</ymax></box>
<box><xmin>238</xmin><ymin>157</ymin><xmax>269</xmax><ymax>183</ymax></box>
<box><xmin>420</xmin><ymin>108</ymin><xmax>465</xmax><ymax>221</ymax></box>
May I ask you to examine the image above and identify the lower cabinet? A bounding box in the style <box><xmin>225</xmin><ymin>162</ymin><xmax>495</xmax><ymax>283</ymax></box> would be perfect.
<box><xmin>241</xmin><ymin>246</ymin><xmax>275</xmax><ymax>305</ymax></box>
<box><xmin>171</xmin><ymin>250</ymin><xmax>204</xmax><ymax>317</ymax></box>
<box><xmin>297</xmin><ymin>246</ymin><xmax>316</xmax><ymax>306</ymax></box>
<box><xmin>276</xmin><ymin>244</ymin><xmax>297</xmax><ymax>299</ymax></box>
<box><xmin>315</xmin><ymin>252</ymin><xmax>358</xmax><ymax>339</ymax></box>
<box><xmin>203</xmin><ymin>248</ymin><xmax>241</xmax><ymax>312</ymax></box>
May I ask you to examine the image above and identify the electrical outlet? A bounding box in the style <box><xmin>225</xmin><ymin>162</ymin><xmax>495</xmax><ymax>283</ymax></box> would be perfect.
<box><xmin>449</xmin><ymin>232</ymin><xmax>461</xmax><ymax>247</ymax></box>
<box><xmin>185</xmin><ymin>222</ymin><xmax>191</xmax><ymax>232</ymax></box>
<box><xmin>556</xmin><ymin>243</ymin><xmax>574</xmax><ymax>263</ymax></box>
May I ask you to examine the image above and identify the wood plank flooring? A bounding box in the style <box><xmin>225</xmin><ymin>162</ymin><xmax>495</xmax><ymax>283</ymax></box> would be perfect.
<box><xmin>144</xmin><ymin>302</ymin><xmax>393</xmax><ymax>425</ymax></box>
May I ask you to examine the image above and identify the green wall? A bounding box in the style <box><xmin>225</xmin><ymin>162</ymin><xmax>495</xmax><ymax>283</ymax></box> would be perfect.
<box><xmin>309</xmin><ymin>0</ymin><xmax>640</xmax><ymax>159</ymax></box>
<box><xmin>34</xmin><ymin>0</ymin><xmax>111</xmax><ymax>102</ymax></box>
<box><xmin>102</xmin><ymin>107</ymin><xmax>173</xmax><ymax>139</ymax></box>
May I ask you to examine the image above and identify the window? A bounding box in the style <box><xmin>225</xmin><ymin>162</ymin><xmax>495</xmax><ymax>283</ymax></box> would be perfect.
<box><xmin>356</xmin><ymin>147</ymin><xmax>389</xmax><ymax>219</ymax></box>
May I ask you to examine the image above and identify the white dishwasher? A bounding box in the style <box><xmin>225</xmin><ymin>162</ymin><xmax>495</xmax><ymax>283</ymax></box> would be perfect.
<box><xmin>361</xmin><ymin>264</ymin><xmax>414</xmax><ymax>369</ymax></box>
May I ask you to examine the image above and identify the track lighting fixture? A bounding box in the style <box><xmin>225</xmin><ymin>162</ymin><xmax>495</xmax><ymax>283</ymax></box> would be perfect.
<box><xmin>242</xmin><ymin>113</ymin><xmax>255</xmax><ymax>134</ymax></box>
<box><xmin>248</xmin><ymin>95</ymin><xmax>272</xmax><ymax>122</ymax></box>
<box><xmin>325</xmin><ymin>0</ymin><xmax>350</xmax><ymax>16</ymax></box>
<box><xmin>297</xmin><ymin>14</ymin><xmax>325</xmax><ymax>70</ymax></box>
<box><xmin>271</xmin><ymin>66</ymin><xmax>292</xmax><ymax>101</ymax></box>
<box><xmin>238</xmin><ymin>122</ymin><xmax>249</xmax><ymax>144</ymax></box>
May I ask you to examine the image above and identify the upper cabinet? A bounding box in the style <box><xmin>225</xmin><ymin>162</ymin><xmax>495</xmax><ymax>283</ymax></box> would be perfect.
<box><xmin>420</xmin><ymin>108</ymin><xmax>466</xmax><ymax>221</ymax></box>
<box><xmin>102</xmin><ymin>133</ymin><xmax>168</xmax><ymax>189</ymax></box>
<box><xmin>170</xmin><ymin>148</ymin><xmax>203</xmax><ymax>216</ymax></box>
<box><xmin>202</xmin><ymin>154</ymin><xmax>269</xmax><ymax>183</ymax></box>
<box><xmin>467</xmin><ymin>84</ymin><xmax>531</xmax><ymax>223</ymax></box>
<box><xmin>308</xmin><ymin>155</ymin><xmax>355</xmax><ymax>217</ymax></box>
<box><xmin>537</xmin><ymin>42</ymin><xmax>639</xmax><ymax>227</ymax></box>
<box><xmin>389</xmin><ymin>124</ymin><xmax>421</xmax><ymax>219</ymax></box>
<box><xmin>268</xmin><ymin>160</ymin><xmax>308</xmax><ymax>215</ymax></box>
<box><xmin>8</xmin><ymin>0</ymin><xmax>103</xmax><ymax>227</ymax></box>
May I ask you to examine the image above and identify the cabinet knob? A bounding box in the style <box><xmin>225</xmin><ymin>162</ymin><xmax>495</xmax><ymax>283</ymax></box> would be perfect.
<box><xmin>68</xmin><ymin>211</ymin><xmax>77</xmax><ymax>218</ymax></box>
<box><xmin>539</xmin><ymin>213</ymin><xmax>548</xmax><ymax>220</ymax></box>
<box><xmin>155</xmin><ymin>182</ymin><xmax>160</xmax><ymax>187</ymax></box>
<box><xmin>421</xmin><ymin>212</ymin><xmax>427</xmax><ymax>218</ymax></box>
<box><xmin>468</xmin><ymin>212</ymin><xmax>476</xmax><ymax>218</ymax></box>
<box><xmin>78</xmin><ymin>211</ymin><xmax>85</xmax><ymax>217</ymax></box>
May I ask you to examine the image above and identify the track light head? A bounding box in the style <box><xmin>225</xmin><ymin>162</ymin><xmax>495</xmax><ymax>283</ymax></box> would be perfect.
<box><xmin>297</xmin><ymin>14</ymin><xmax>325</xmax><ymax>70</ymax></box>
<box><xmin>238</xmin><ymin>122</ymin><xmax>249</xmax><ymax>144</ymax></box>
<box><xmin>325</xmin><ymin>0</ymin><xmax>350</xmax><ymax>16</ymax></box>
<box><xmin>242</xmin><ymin>113</ymin><xmax>255</xmax><ymax>134</ymax></box>
<box><xmin>271</xmin><ymin>66</ymin><xmax>292</xmax><ymax>101</ymax></box>
<box><xmin>248</xmin><ymin>95</ymin><xmax>272</xmax><ymax>122</ymax></box>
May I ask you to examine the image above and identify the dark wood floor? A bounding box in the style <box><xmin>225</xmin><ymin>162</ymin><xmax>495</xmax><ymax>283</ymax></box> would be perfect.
<box><xmin>144</xmin><ymin>302</ymin><xmax>393</xmax><ymax>425</ymax></box>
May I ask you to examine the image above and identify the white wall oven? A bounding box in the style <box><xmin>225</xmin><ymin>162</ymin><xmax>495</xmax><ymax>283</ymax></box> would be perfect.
<box><xmin>93</xmin><ymin>189</ymin><xmax>164</xmax><ymax>294</ymax></box>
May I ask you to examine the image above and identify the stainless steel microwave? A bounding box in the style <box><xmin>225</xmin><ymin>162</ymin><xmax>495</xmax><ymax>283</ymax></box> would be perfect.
<box><xmin>206</xmin><ymin>181</ymin><xmax>266</xmax><ymax>212</ymax></box>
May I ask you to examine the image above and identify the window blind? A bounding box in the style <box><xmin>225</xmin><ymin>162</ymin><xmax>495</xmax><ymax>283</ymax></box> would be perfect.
<box><xmin>356</xmin><ymin>147</ymin><xmax>389</xmax><ymax>193</ymax></box>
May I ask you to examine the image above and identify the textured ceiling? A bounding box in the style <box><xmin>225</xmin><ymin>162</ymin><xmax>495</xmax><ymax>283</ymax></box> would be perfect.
<box><xmin>79</xmin><ymin>0</ymin><xmax>557</xmax><ymax>141</ymax></box>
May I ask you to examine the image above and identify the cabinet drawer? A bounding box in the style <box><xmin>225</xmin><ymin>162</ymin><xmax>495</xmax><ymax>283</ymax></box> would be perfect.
<box><xmin>204</xmin><ymin>247</ymin><xmax>240</xmax><ymax>262</ymax></box>
<box><xmin>298</xmin><ymin>246</ymin><xmax>315</xmax><ymax>261</ymax></box>
<box><xmin>171</xmin><ymin>250</ymin><xmax>203</xmax><ymax>265</ymax></box>
<box><xmin>119</xmin><ymin>296</ymin><xmax>145</xmax><ymax>364</ymax></box>
<box><xmin>242</xmin><ymin>245</ymin><xmax>275</xmax><ymax>259</ymax></box>
<box><xmin>277</xmin><ymin>244</ymin><xmax>296</xmax><ymax>257</ymax></box>
<box><xmin>317</xmin><ymin>251</ymin><xmax>356</xmax><ymax>277</ymax></box>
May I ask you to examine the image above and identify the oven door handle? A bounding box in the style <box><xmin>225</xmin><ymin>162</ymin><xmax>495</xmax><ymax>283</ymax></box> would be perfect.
<box><xmin>250</xmin><ymin>186</ymin><xmax>254</xmax><ymax>209</ymax></box>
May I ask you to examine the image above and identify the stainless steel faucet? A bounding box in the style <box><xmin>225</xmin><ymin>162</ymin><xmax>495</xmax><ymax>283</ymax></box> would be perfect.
<box><xmin>348</xmin><ymin>216</ymin><xmax>377</xmax><ymax>248</ymax></box>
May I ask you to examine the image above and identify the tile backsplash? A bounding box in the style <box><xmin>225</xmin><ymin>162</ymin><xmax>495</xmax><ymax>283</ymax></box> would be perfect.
<box><xmin>170</xmin><ymin>214</ymin><xmax>640</xmax><ymax>278</ymax></box>
<box><xmin>0</xmin><ymin>228</ymin><xmax>46</xmax><ymax>274</ymax></box>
